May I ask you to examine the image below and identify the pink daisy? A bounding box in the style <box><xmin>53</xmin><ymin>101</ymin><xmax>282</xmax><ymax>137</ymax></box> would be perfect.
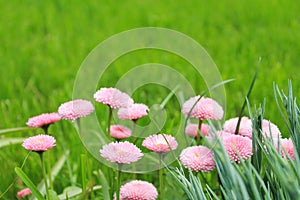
<box><xmin>142</xmin><ymin>134</ymin><xmax>178</xmax><ymax>153</ymax></box>
<box><xmin>94</xmin><ymin>87</ymin><xmax>134</xmax><ymax>109</ymax></box>
<box><xmin>17</xmin><ymin>188</ymin><xmax>32</xmax><ymax>198</ymax></box>
<box><xmin>223</xmin><ymin>117</ymin><xmax>252</xmax><ymax>138</ymax></box>
<box><xmin>222</xmin><ymin>134</ymin><xmax>253</xmax><ymax>162</ymax></box>
<box><xmin>182</xmin><ymin>96</ymin><xmax>223</xmax><ymax>120</ymax></box>
<box><xmin>100</xmin><ymin>141</ymin><xmax>143</xmax><ymax>164</ymax></box>
<box><xmin>119</xmin><ymin>180</ymin><xmax>158</xmax><ymax>200</ymax></box>
<box><xmin>262</xmin><ymin>120</ymin><xmax>281</xmax><ymax>139</ymax></box>
<box><xmin>58</xmin><ymin>99</ymin><xmax>94</xmax><ymax>121</ymax></box>
<box><xmin>180</xmin><ymin>146</ymin><xmax>215</xmax><ymax>172</ymax></box>
<box><xmin>118</xmin><ymin>103</ymin><xmax>149</xmax><ymax>121</ymax></box>
<box><xmin>206</xmin><ymin>130</ymin><xmax>233</xmax><ymax>145</ymax></box>
<box><xmin>110</xmin><ymin>125</ymin><xmax>132</xmax><ymax>139</ymax></box>
<box><xmin>273</xmin><ymin>138</ymin><xmax>295</xmax><ymax>161</ymax></box>
<box><xmin>22</xmin><ymin>135</ymin><xmax>56</xmax><ymax>152</ymax></box>
<box><xmin>26</xmin><ymin>113</ymin><xmax>61</xmax><ymax>128</ymax></box>
<box><xmin>185</xmin><ymin>123</ymin><xmax>210</xmax><ymax>137</ymax></box>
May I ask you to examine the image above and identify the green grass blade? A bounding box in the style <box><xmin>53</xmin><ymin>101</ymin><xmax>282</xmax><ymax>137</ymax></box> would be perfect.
<box><xmin>15</xmin><ymin>167</ymin><xmax>44</xmax><ymax>200</ymax></box>
<box><xmin>0</xmin><ymin>127</ymin><xmax>33</xmax><ymax>136</ymax></box>
<box><xmin>98</xmin><ymin>169</ymin><xmax>111</xmax><ymax>200</ymax></box>
<box><xmin>235</xmin><ymin>59</ymin><xmax>261</xmax><ymax>134</ymax></box>
<box><xmin>0</xmin><ymin>138</ymin><xmax>25</xmax><ymax>148</ymax></box>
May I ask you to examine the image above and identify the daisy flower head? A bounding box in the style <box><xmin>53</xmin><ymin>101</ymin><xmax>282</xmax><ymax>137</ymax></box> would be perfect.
<box><xmin>110</xmin><ymin>125</ymin><xmax>132</xmax><ymax>139</ymax></box>
<box><xmin>185</xmin><ymin>123</ymin><xmax>210</xmax><ymax>137</ymax></box>
<box><xmin>142</xmin><ymin>134</ymin><xmax>178</xmax><ymax>153</ymax></box>
<box><xmin>182</xmin><ymin>96</ymin><xmax>223</xmax><ymax>120</ymax></box>
<box><xmin>262</xmin><ymin>119</ymin><xmax>281</xmax><ymax>139</ymax></box>
<box><xmin>100</xmin><ymin>141</ymin><xmax>143</xmax><ymax>164</ymax></box>
<box><xmin>17</xmin><ymin>188</ymin><xmax>32</xmax><ymax>198</ymax></box>
<box><xmin>26</xmin><ymin>112</ymin><xmax>61</xmax><ymax>128</ymax></box>
<box><xmin>222</xmin><ymin>134</ymin><xmax>253</xmax><ymax>163</ymax></box>
<box><xmin>58</xmin><ymin>99</ymin><xmax>94</xmax><ymax>121</ymax></box>
<box><xmin>119</xmin><ymin>180</ymin><xmax>158</xmax><ymax>200</ymax></box>
<box><xmin>273</xmin><ymin>138</ymin><xmax>295</xmax><ymax>161</ymax></box>
<box><xmin>94</xmin><ymin>87</ymin><xmax>134</xmax><ymax>109</ymax></box>
<box><xmin>180</xmin><ymin>146</ymin><xmax>215</xmax><ymax>172</ymax></box>
<box><xmin>223</xmin><ymin>117</ymin><xmax>252</xmax><ymax>138</ymax></box>
<box><xmin>118</xmin><ymin>103</ymin><xmax>149</xmax><ymax>121</ymax></box>
<box><xmin>22</xmin><ymin>135</ymin><xmax>56</xmax><ymax>152</ymax></box>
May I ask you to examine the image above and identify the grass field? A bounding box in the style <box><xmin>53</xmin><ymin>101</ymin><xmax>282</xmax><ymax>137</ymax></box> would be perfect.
<box><xmin>1</xmin><ymin>0</ymin><xmax>300</xmax><ymax>199</ymax></box>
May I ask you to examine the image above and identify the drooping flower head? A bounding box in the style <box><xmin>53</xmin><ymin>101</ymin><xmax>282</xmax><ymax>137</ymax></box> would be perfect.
<box><xmin>185</xmin><ymin>123</ymin><xmax>210</xmax><ymax>137</ymax></box>
<box><xmin>17</xmin><ymin>188</ymin><xmax>32</xmax><ymax>198</ymax></box>
<box><xmin>119</xmin><ymin>180</ymin><xmax>158</xmax><ymax>200</ymax></box>
<box><xmin>26</xmin><ymin>113</ymin><xmax>61</xmax><ymax>129</ymax></box>
<box><xmin>110</xmin><ymin>125</ymin><xmax>132</xmax><ymax>139</ymax></box>
<box><xmin>142</xmin><ymin>134</ymin><xmax>178</xmax><ymax>153</ymax></box>
<box><xmin>223</xmin><ymin>117</ymin><xmax>252</xmax><ymax>138</ymax></box>
<box><xmin>118</xmin><ymin>103</ymin><xmax>149</xmax><ymax>121</ymax></box>
<box><xmin>222</xmin><ymin>134</ymin><xmax>253</xmax><ymax>163</ymax></box>
<box><xmin>262</xmin><ymin>119</ymin><xmax>281</xmax><ymax>139</ymax></box>
<box><xmin>180</xmin><ymin>146</ymin><xmax>215</xmax><ymax>172</ymax></box>
<box><xmin>100</xmin><ymin>141</ymin><xmax>143</xmax><ymax>164</ymax></box>
<box><xmin>182</xmin><ymin>96</ymin><xmax>223</xmax><ymax>120</ymax></box>
<box><xmin>94</xmin><ymin>87</ymin><xmax>134</xmax><ymax>109</ymax></box>
<box><xmin>22</xmin><ymin>135</ymin><xmax>56</xmax><ymax>152</ymax></box>
<box><xmin>58</xmin><ymin>99</ymin><xmax>94</xmax><ymax>121</ymax></box>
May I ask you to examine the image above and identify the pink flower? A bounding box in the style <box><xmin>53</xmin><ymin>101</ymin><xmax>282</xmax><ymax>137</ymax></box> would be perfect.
<box><xmin>118</xmin><ymin>103</ymin><xmax>149</xmax><ymax>120</ymax></box>
<box><xmin>22</xmin><ymin>135</ymin><xmax>56</xmax><ymax>152</ymax></box>
<box><xmin>17</xmin><ymin>188</ymin><xmax>32</xmax><ymax>198</ymax></box>
<box><xmin>182</xmin><ymin>96</ymin><xmax>223</xmax><ymax>120</ymax></box>
<box><xmin>222</xmin><ymin>134</ymin><xmax>253</xmax><ymax>162</ymax></box>
<box><xmin>262</xmin><ymin>120</ymin><xmax>281</xmax><ymax>139</ymax></box>
<box><xmin>142</xmin><ymin>134</ymin><xmax>178</xmax><ymax>153</ymax></box>
<box><xmin>26</xmin><ymin>113</ymin><xmax>61</xmax><ymax>128</ymax></box>
<box><xmin>94</xmin><ymin>87</ymin><xmax>134</xmax><ymax>109</ymax></box>
<box><xmin>180</xmin><ymin>146</ymin><xmax>215</xmax><ymax>172</ymax></box>
<box><xmin>100</xmin><ymin>141</ymin><xmax>143</xmax><ymax>164</ymax></box>
<box><xmin>223</xmin><ymin>117</ymin><xmax>252</xmax><ymax>138</ymax></box>
<box><xmin>185</xmin><ymin>123</ymin><xmax>210</xmax><ymax>137</ymax></box>
<box><xmin>206</xmin><ymin>130</ymin><xmax>233</xmax><ymax>144</ymax></box>
<box><xmin>110</xmin><ymin>125</ymin><xmax>132</xmax><ymax>139</ymax></box>
<box><xmin>119</xmin><ymin>180</ymin><xmax>158</xmax><ymax>200</ymax></box>
<box><xmin>273</xmin><ymin>138</ymin><xmax>295</xmax><ymax>161</ymax></box>
<box><xmin>58</xmin><ymin>99</ymin><xmax>94</xmax><ymax>121</ymax></box>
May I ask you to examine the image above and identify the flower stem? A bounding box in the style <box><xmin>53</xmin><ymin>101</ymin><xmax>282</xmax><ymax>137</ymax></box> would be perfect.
<box><xmin>197</xmin><ymin>119</ymin><xmax>203</xmax><ymax>145</ymax></box>
<box><xmin>39</xmin><ymin>153</ymin><xmax>50</xmax><ymax>199</ymax></box>
<box><xmin>108</xmin><ymin>106</ymin><xmax>113</xmax><ymax>137</ymax></box>
<box><xmin>116</xmin><ymin>164</ymin><xmax>122</xmax><ymax>200</ymax></box>
<box><xmin>159</xmin><ymin>153</ymin><xmax>164</xmax><ymax>200</ymax></box>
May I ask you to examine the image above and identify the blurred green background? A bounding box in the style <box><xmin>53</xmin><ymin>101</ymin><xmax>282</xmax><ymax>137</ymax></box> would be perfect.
<box><xmin>0</xmin><ymin>0</ymin><xmax>299</xmax><ymax>198</ymax></box>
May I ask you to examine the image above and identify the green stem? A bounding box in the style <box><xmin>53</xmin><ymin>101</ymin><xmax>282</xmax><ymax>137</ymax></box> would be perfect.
<box><xmin>159</xmin><ymin>153</ymin><xmax>164</xmax><ymax>200</ymax></box>
<box><xmin>46</xmin><ymin>153</ymin><xmax>53</xmax><ymax>190</ymax></box>
<box><xmin>108</xmin><ymin>106</ymin><xmax>113</xmax><ymax>137</ymax></box>
<box><xmin>39</xmin><ymin>153</ymin><xmax>50</xmax><ymax>199</ymax></box>
<box><xmin>76</xmin><ymin>118</ymin><xmax>81</xmax><ymax>134</ymax></box>
<box><xmin>81</xmin><ymin>154</ymin><xmax>87</xmax><ymax>193</ymax></box>
<box><xmin>197</xmin><ymin>120</ymin><xmax>203</xmax><ymax>145</ymax></box>
<box><xmin>116</xmin><ymin>164</ymin><xmax>122</xmax><ymax>200</ymax></box>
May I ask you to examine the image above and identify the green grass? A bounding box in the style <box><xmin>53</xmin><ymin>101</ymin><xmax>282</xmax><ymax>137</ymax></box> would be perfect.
<box><xmin>0</xmin><ymin>0</ymin><xmax>299</xmax><ymax>199</ymax></box>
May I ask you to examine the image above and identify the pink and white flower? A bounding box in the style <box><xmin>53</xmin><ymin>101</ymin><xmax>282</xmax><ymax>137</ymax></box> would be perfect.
<box><xmin>110</xmin><ymin>125</ymin><xmax>132</xmax><ymax>139</ymax></box>
<box><xmin>180</xmin><ymin>146</ymin><xmax>215</xmax><ymax>172</ymax></box>
<box><xmin>142</xmin><ymin>134</ymin><xmax>178</xmax><ymax>153</ymax></box>
<box><xmin>22</xmin><ymin>135</ymin><xmax>56</xmax><ymax>152</ymax></box>
<box><xmin>100</xmin><ymin>141</ymin><xmax>143</xmax><ymax>164</ymax></box>
<box><xmin>26</xmin><ymin>113</ymin><xmax>61</xmax><ymax>128</ymax></box>
<box><xmin>118</xmin><ymin>103</ymin><xmax>149</xmax><ymax>120</ymax></box>
<box><xmin>94</xmin><ymin>87</ymin><xmax>133</xmax><ymax>109</ymax></box>
<box><xmin>182</xmin><ymin>96</ymin><xmax>223</xmax><ymax>120</ymax></box>
<box><xmin>119</xmin><ymin>180</ymin><xmax>158</xmax><ymax>200</ymax></box>
<box><xmin>58</xmin><ymin>99</ymin><xmax>94</xmax><ymax>121</ymax></box>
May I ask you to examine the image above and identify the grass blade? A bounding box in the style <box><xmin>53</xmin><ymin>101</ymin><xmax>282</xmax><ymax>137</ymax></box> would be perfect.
<box><xmin>15</xmin><ymin>167</ymin><xmax>44</xmax><ymax>200</ymax></box>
